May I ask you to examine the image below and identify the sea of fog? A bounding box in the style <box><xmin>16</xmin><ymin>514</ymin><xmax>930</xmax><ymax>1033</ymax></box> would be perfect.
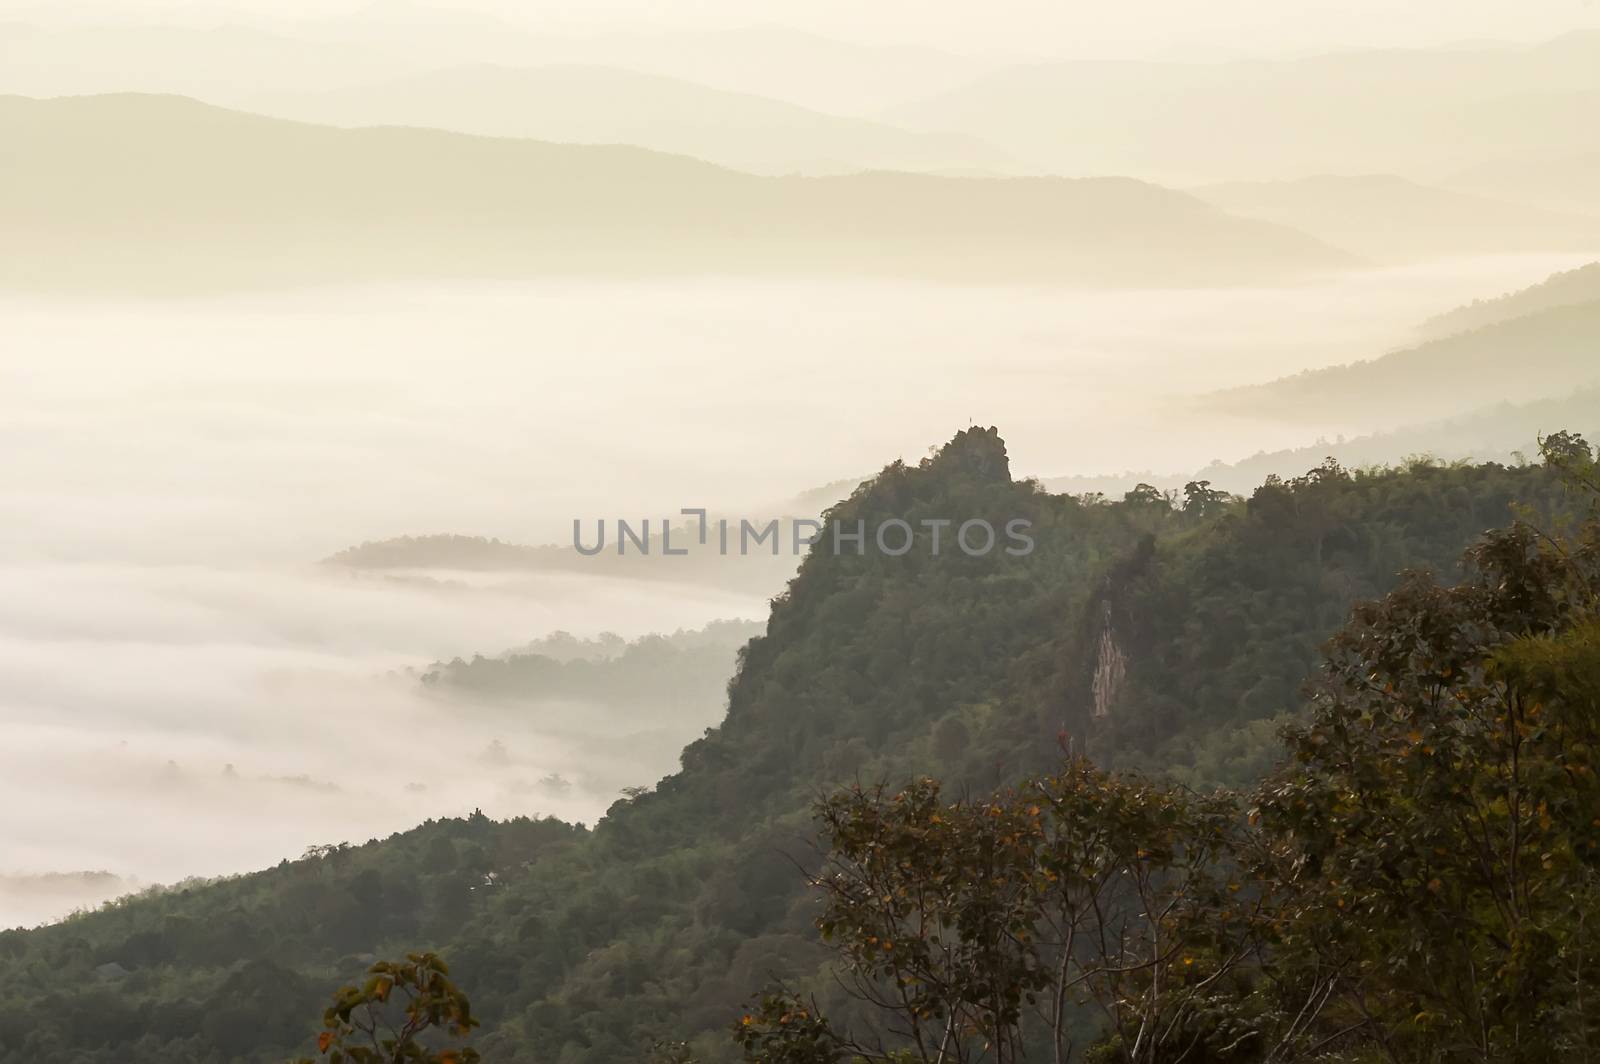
<box><xmin>0</xmin><ymin>561</ymin><xmax>767</xmax><ymax>928</ymax></box>
<box><xmin>0</xmin><ymin>254</ymin><xmax>1586</xmax><ymax>926</ymax></box>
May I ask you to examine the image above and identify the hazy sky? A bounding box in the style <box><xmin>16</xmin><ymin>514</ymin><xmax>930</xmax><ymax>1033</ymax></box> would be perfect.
<box><xmin>7</xmin><ymin>0</ymin><xmax>1599</xmax><ymax>58</ymax></box>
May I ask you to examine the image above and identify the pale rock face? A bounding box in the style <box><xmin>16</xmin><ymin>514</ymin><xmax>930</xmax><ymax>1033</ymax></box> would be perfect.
<box><xmin>1091</xmin><ymin>602</ymin><xmax>1127</xmax><ymax>719</ymax></box>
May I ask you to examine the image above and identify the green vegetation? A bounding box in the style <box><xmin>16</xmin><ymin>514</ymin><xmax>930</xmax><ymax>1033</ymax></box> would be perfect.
<box><xmin>295</xmin><ymin>953</ymin><xmax>480</xmax><ymax>1064</ymax></box>
<box><xmin>736</xmin><ymin>436</ymin><xmax>1600</xmax><ymax>1061</ymax></box>
<box><xmin>0</xmin><ymin>429</ymin><xmax>1587</xmax><ymax>1062</ymax></box>
<box><xmin>744</xmin><ymin>760</ymin><xmax>1245</xmax><ymax>1062</ymax></box>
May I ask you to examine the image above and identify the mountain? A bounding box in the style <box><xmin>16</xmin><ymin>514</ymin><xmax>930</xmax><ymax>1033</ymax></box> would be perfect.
<box><xmin>547</xmin><ymin>26</ymin><xmax>1006</xmax><ymax>116</ymax></box>
<box><xmin>1045</xmin><ymin>387</ymin><xmax>1600</xmax><ymax>498</ymax></box>
<box><xmin>1191</xmin><ymin>175</ymin><xmax>1600</xmax><ymax>263</ymax></box>
<box><xmin>269</xmin><ymin>22</ymin><xmax>1008</xmax><ymax>119</ymax></box>
<box><xmin>0</xmin><ymin>19</ymin><xmax>411</xmax><ymax>99</ymax></box>
<box><xmin>1445</xmin><ymin>150</ymin><xmax>1600</xmax><ymax>216</ymax></box>
<box><xmin>0</xmin><ymin>93</ymin><xmax>1353</xmax><ymax>292</ymax></box>
<box><xmin>0</xmin><ymin>427</ymin><xmax>1579</xmax><ymax>1062</ymax></box>
<box><xmin>1418</xmin><ymin>259</ymin><xmax>1600</xmax><ymax>338</ymax></box>
<box><xmin>325</xmin><ymin>535</ymin><xmax>563</xmax><ymax>571</ymax></box>
<box><xmin>247</xmin><ymin>64</ymin><xmax>1018</xmax><ymax>178</ymax></box>
<box><xmin>1186</xmin><ymin>388</ymin><xmax>1600</xmax><ymax>488</ymax></box>
<box><xmin>1205</xmin><ymin>299</ymin><xmax>1600</xmax><ymax>432</ymax></box>
<box><xmin>887</xmin><ymin>34</ymin><xmax>1600</xmax><ymax>185</ymax></box>
<box><xmin>0</xmin><ymin>20</ymin><xmax>1002</xmax><ymax>118</ymax></box>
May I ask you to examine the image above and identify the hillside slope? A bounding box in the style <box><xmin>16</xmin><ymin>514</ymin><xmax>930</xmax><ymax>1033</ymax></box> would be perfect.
<box><xmin>1206</xmin><ymin>299</ymin><xmax>1600</xmax><ymax>432</ymax></box>
<box><xmin>1418</xmin><ymin>259</ymin><xmax>1600</xmax><ymax>339</ymax></box>
<box><xmin>0</xmin><ymin>94</ymin><xmax>1353</xmax><ymax>291</ymax></box>
<box><xmin>0</xmin><ymin>428</ymin><xmax>1578</xmax><ymax>1063</ymax></box>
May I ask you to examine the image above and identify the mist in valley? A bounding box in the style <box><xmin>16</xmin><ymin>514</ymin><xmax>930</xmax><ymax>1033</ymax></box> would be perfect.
<box><xmin>3</xmin><ymin>0</ymin><xmax>1600</xmax><ymax>946</ymax></box>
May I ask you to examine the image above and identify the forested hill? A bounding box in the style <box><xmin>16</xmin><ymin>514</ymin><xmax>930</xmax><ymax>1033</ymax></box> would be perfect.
<box><xmin>0</xmin><ymin>429</ymin><xmax>1581</xmax><ymax>1062</ymax></box>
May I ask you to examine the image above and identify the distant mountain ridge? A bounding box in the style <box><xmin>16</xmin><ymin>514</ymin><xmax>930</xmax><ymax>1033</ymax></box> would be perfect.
<box><xmin>1192</xmin><ymin>175</ymin><xmax>1600</xmax><ymax>263</ymax></box>
<box><xmin>246</xmin><ymin>64</ymin><xmax>1020</xmax><ymax>177</ymax></box>
<box><xmin>324</xmin><ymin>530</ymin><xmax>797</xmax><ymax>595</ymax></box>
<box><xmin>325</xmin><ymin>535</ymin><xmax>561</xmax><ymax>571</ymax></box>
<box><xmin>1445</xmin><ymin>150</ymin><xmax>1600</xmax><ymax>215</ymax></box>
<box><xmin>887</xmin><ymin>34</ymin><xmax>1600</xmax><ymax>184</ymax></box>
<box><xmin>1044</xmin><ymin>387</ymin><xmax>1600</xmax><ymax>498</ymax></box>
<box><xmin>1040</xmin><ymin>261</ymin><xmax>1600</xmax><ymax>496</ymax></box>
<box><xmin>0</xmin><ymin>93</ymin><xmax>1355</xmax><ymax>292</ymax></box>
<box><xmin>1205</xmin><ymin>299</ymin><xmax>1600</xmax><ymax>431</ymax></box>
<box><xmin>420</xmin><ymin>619</ymin><xmax>761</xmax><ymax>713</ymax></box>
<box><xmin>1418</xmin><ymin>260</ymin><xmax>1600</xmax><ymax>338</ymax></box>
<box><xmin>0</xmin><ymin>19</ymin><xmax>1005</xmax><ymax>117</ymax></box>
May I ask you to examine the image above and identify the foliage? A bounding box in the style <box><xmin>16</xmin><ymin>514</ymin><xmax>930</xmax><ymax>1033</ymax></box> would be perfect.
<box><xmin>0</xmin><ymin>429</ymin><xmax>1587</xmax><ymax>1063</ymax></box>
<box><xmin>1251</xmin><ymin>508</ymin><xmax>1600</xmax><ymax>1060</ymax></box>
<box><xmin>794</xmin><ymin>765</ymin><xmax>1258</xmax><ymax>1063</ymax></box>
<box><xmin>292</xmin><ymin>953</ymin><xmax>480</xmax><ymax>1064</ymax></box>
<box><xmin>733</xmin><ymin>993</ymin><xmax>845</xmax><ymax>1064</ymax></box>
<box><xmin>735</xmin><ymin>432</ymin><xmax>1600</xmax><ymax>1063</ymax></box>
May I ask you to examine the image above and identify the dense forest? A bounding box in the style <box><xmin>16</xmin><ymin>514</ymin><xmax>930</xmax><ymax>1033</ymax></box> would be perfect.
<box><xmin>734</xmin><ymin>432</ymin><xmax>1600</xmax><ymax>1061</ymax></box>
<box><xmin>0</xmin><ymin>426</ymin><xmax>1591</xmax><ymax>1062</ymax></box>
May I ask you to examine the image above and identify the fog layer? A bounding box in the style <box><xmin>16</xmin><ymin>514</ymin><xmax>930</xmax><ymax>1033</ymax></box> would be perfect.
<box><xmin>1</xmin><ymin>257</ymin><xmax>1589</xmax><ymax>924</ymax></box>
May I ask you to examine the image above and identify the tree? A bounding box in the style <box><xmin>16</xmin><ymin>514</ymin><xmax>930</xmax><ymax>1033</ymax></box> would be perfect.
<box><xmin>1123</xmin><ymin>484</ymin><xmax>1172</xmax><ymax>512</ymax></box>
<box><xmin>737</xmin><ymin>441</ymin><xmax>1600</xmax><ymax>1063</ymax></box>
<box><xmin>292</xmin><ymin>953</ymin><xmax>480</xmax><ymax>1064</ymax></box>
<box><xmin>1181</xmin><ymin>481</ymin><xmax>1232</xmax><ymax>521</ymax></box>
<box><xmin>740</xmin><ymin>764</ymin><xmax>1265</xmax><ymax>1063</ymax></box>
<box><xmin>733</xmin><ymin>993</ymin><xmax>846</xmax><ymax>1064</ymax></box>
<box><xmin>1252</xmin><ymin>513</ymin><xmax>1600</xmax><ymax>1062</ymax></box>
